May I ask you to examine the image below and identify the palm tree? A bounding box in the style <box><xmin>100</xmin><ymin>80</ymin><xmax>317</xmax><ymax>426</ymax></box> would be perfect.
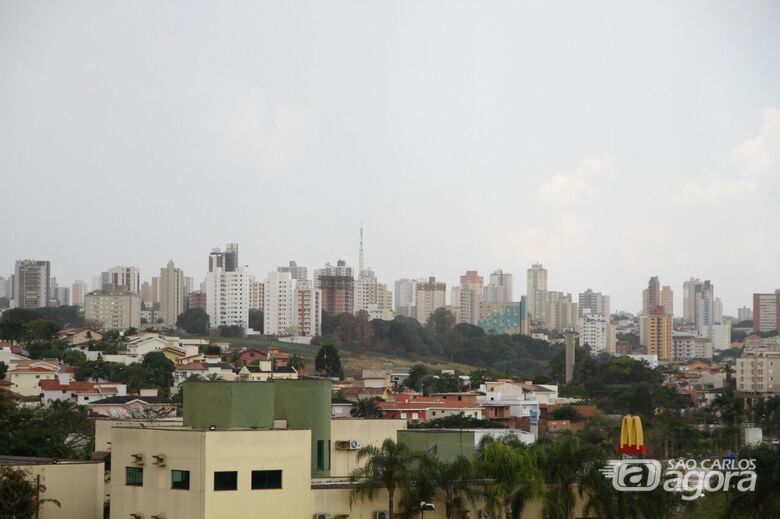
<box><xmin>349</xmin><ymin>439</ymin><xmax>414</xmax><ymax>518</ymax></box>
<box><xmin>475</xmin><ymin>440</ymin><xmax>544</xmax><ymax>519</ymax></box>
<box><xmin>535</xmin><ymin>434</ymin><xmax>601</xmax><ymax>519</ymax></box>
<box><xmin>351</xmin><ymin>398</ymin><xmax>382</xmax><ymax>418</ymax></box>
<box><xmin>426</xmin><ymin>456</ymin><xmax>477</xmax><ymax>519</ymax></box>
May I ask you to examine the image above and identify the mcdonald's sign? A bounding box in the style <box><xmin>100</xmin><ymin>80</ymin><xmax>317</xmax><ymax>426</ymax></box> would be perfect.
<box><xmin>619</xmin><ymin>415</ymin><xmax>645</xmax><ymax>455</ymax></box>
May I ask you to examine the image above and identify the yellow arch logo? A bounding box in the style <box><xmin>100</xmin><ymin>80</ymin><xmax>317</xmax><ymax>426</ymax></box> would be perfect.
<box><xmin>619</xmin><ymin>415</ymin><xmax>645</xmax><ymax>455</ymax></box>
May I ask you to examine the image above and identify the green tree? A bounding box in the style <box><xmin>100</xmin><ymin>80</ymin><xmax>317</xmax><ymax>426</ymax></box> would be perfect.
<box><xmin>176</xmin><ymin>308</ymin><xmax>210</xmax><ymax>336</ymax></box>
<box><xmin>141</xmin><ymin>352</ymin><xmax>175</xmax><ymax>390</ymax></box>
<box><xmin>350</xmin><ymin>398</ymin><xmax>382</xmax><ymax>418</ymax></box>
<box><xmin>23</xmin><ymin>319</ymin><xmax>61</xmax><ymax>343</ymax></box>
<box><xmin>0</xmin><ymin>393</ymin><xmax>93</xmax><ymax>459</ymax></box>
<box><xmin>425</xmin><ymin>456</ymin><xmax>477</xmax><ymax>519</ymax></box>
<box><xmin>288</xmin><ymin>354</ymin><xmax>305</xmax><ymax>373</ymax></box>
<box><xmin>248</xmin><ymin>309</ymin><xmax>264</xmax><ymax>333</ymax></box>
<box><xmin>0</xmin><ymin>309</ymin><xmax>43</xmax><ymax>342</ymax></box>
<box><xmin>349</xmin><ymin>439</ymin><xmax>415</xmax><ymax>519</ymax></box>
<box><xmin>315</xmin><ymin>343</ymin><xmax>343</xmax><ymax>379</ymax></box>
<box><xmin>476</xmin><ymin>440</ymin><xmax>543</xmax><ymax>519</ymax></box>
<box><xmin>0</xmin><ymin>361</ymin><xmax>7</xmax><ymax>380</ymax></box>
<box><xmin>0</xmin><ymin>467</ymin><xmax>61</xmax><ymax>519</ymax></box>
<box><xmin>61</xmin><ymin>349</ymin><xmax>87</xmax><ymax>366</ymax></box>
<box><xmin>404</xmin><ymin>364</ymin><xmax>430</xmax><ymax>391</ymax></box>
<box><xmin>551</xmin><ymin>405</ymin><xmax>583</xmax><ymax>421</ymax></box>
<box><xmin>535</xmin><ymin>434</ymin><xmax>601</xmax><ymax>519</ymax></box>
<box><xmin>427</xmin><ymin>307</ymin><xmax>456</xmax><ymax>339</ymax></box>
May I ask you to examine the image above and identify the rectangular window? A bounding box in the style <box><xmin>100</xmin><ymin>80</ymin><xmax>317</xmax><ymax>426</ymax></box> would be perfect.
<box><xmin>171</xmin><ymin>469</ymin><xmax>190</xmax><ymax>490</ymax></box>
<box><xmin>214</xmin><ymin>471</ymin><xmax>238</xmax><ymax>491</ymax></box>
<box><xmin>251</xmin><ymin>470</ymin><xmax>282</xmax><ymax>489</ymax></box>
<box><xmin>316</xmin><ymin>440</ymin><xmax>325</xmax><ymax>471</ymax></box>
<box><xmin>126</xmin><ymin>467</ymin><xmax>143</xmax><ymax>486</ymax></box>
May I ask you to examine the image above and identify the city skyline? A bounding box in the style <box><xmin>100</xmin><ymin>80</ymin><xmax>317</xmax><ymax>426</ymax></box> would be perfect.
<box><xmin>2</xmin><ymin>1</ymin><xmax>779</xmax><ymax>315</ymax></box>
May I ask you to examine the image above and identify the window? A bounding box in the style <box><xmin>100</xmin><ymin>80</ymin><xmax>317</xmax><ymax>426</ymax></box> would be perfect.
<box><xmin>316</xmin><ymin>440</ymin><xmax>325</xmax><ymax>471</ymax></box>
<box><xmin>251</xmin><ymin>470</ymin><xmax>282</xmax><ymax>489</ymax></box>
<box><xmin>126</xmin><ymin>467</ymin><xmax>143</xmax><ymax>486</ymax></box>
<box><xmin>172</xmin><ymin>470</ymin><xmax>190</xmax><ymax>490</ymax></box>
<box><xmin>214</xmin><ymin>471</ymin><xmax>238</xmax><ymax>491</ymax></box>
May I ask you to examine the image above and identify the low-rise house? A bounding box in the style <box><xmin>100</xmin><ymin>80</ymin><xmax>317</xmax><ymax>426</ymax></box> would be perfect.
<box><xmin>378</xmin><ymin>393</ymin><xmax>483</xmax><ymax>422</ymax></box>
<box><xmin>361</xmin><ymin>369</ymin><xmax>390</xmax><ymax>388</ymax></box>
<box><xmin>236</xmin><ymin>362</ymin><xmax>297</xmax><ymax>382</ymax></box>
<box><xmin>40</xmin><ymin>377</ymin><xmax>126</xmax><ymax>405</ymax></box>
<box><xmin>331</xmin><ymin>397</ymin><xmax>354</xmax><ymax>418</ymax></box>
<box><xmin>57</xmin><ymin>328</ymin><xmax>103</xmax><ymax>347</ymax></box>
<box><xmin>126</xmin><ymin>335</ymin><xmax>171</xmax><ymax>356</ymax></box>
<box><xmin>7</xmin><ymin>359</ymin><xmax>61</xmax><ymax>397</ymax></box>
<box><xmin>87</xmin><ymin>394</ymin><xmax>177</xmax><ymax>419</ymax></box>
<box><xmin>174</xmin><ymin>359</ymin><xmax>237</xmax><ymax>385</ymax></box>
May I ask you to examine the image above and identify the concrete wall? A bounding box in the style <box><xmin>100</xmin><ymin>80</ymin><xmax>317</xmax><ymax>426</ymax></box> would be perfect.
<box><xmin>109</xmin><ymin>427</ymin><xmax>313</xmax><ymax>519</ymax></box>
<box><xmin>398</xmin><ymin>430</ymin><xmax>477</xmax><ymax>461</ymax></box>
<box><xmin>16</xmin><ymin>461</ymin><xmax>104</xmax><ymax>519</ymax></box>
<box><xmin>330</xmin><ymin>419</ymin><xmax>406</xmax><ymax>477</ymax></box>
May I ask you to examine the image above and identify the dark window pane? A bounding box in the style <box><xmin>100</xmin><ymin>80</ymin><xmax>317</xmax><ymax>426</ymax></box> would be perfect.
<box><xmin>251</xmin><ymin>470</ymin><xmax>282</xmax><ymax>489</ymax></box>
<box><xmin>171</xmin><ymin>469</ymin><xmax>190</xmax><ymax>490</ymax></box>
<box><xmin>126</xmin><ymin>467</ymin><xmax>143</xmax><ymax>486</ymax></box>
<box><xmin>214</xmin><ymin>471</ymin><xmax>238</xmax><ymax>491</ymax></box>
<box><xmin>316</xmin><ymin>440</ymin><xmax>325</xmax><ymax>471</ymax></box>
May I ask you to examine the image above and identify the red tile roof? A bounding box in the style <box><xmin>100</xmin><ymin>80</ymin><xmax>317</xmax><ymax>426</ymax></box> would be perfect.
<box><xmin>39</xmin><ymin>380</ymin><xmax>95</xmax><ymax>391</ymax></box>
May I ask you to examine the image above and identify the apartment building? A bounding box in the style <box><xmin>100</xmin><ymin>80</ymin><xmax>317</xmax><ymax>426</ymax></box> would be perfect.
<box><xmin>647</xmin><ymin>307</ymin><xmax>672</xmax><ymax>362</ymax></box>
<box><xmin>737</xmin><ymin>350</ymin><xmax>780</xmax><ymax>394</ymax></box>
<box><xmin>414</xmin><ymin>276</ymin><xmax>446</xmax><ymax>324</ymax></box>
<box><xmin>159</xmin><ymin>260</ymin><xmax>186</xmax><ymax>326</ymax></box>
<box><xmin>579</xmin><ymin>313</ymin><xmax>615</xmax><ymax>354</ymax></box>
<box><xmin>206</xmin><ymin>245</ymin><xmax>250</xmax><ymax>330</ymax></box>
<box><xmin>84</xmin><ymin>285</ymin><xmax>141</xmax><ymax>330</ymax></box>
<box><xmin>11</xmin><ymin>259</ymin><xmax>50</xmax><ymax>309</ymax></box>
<box><xmin>753</xmin><ymin>291</ymin><xmax>780</xmax><ymax>333</ymax></box>
<box><xmin>314</xmin><ymin>260</ymin><xmax>354</xmax><ymax>315</ymax></box>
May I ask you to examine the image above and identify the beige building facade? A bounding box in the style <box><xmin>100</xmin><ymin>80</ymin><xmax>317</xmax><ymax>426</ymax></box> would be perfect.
<box><xmin>84</xmin><ymin>286</ymin><xmax>141</xmax><ymax>330</ymax></box>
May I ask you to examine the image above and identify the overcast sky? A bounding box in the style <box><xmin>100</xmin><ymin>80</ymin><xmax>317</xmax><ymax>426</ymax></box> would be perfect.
<box><xmin>2</xmin><ymin>1</ymin><xmax>779</xmax><ymax>314</ymax></box>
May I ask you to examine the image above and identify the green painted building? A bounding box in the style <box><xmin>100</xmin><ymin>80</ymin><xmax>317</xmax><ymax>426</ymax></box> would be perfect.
<box><xmin>183</xmin><ymin>380</ymin><xmax>332</xmax><ymax>477</ymax></box>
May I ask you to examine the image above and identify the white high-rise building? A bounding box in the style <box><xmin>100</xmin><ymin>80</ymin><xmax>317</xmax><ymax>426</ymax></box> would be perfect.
<box><xmin>264</xmin><ymin>269</ymin><xmax>322</xmax><ymax>337</ymax></box>
<box><xmin>546</xmin><ymin>292</ymin><xmax>579</xmax><ymax>331</ymax></box>
<box><xmin>206</xmin><ymin>246</ymin><xmax>249</xmax><ymax>331</ymax></box>
<box><xmin>296</xmin><ymin>279</ymin><xmax>322</xmax><ymax>337</ymax></box>
<box><xmin>71</xmin><ymin>280</ymin><xmax>88</xmax><ymax>308</ymax></box>
<box><xmin>485</xmin><ymin>269</ymin><xmax>513</xmax><ymax>304</ymax></box>
<box><xmin>527</xmin><ymin>263</ymin><xmax>548</xmax><ymax>325</ymax></box>
<box><xmin>580</xmin><ymin>313</ymin><xmax>615</xmax><ymax>354</ymax></box>
<box><xmin>578</xmin><ymin>289</ymin><xmax>610</xmax><ymax>319</ymax></box>
<box><xmin>738</xmin><ymin>306</ymin><xmax>753</xmax><ymax>322</ymax></box>
<box><xmin>456</xmin><ymin>271</ymin><xmax>484</xmax><ymax>325</ymax></box>
<box><xmin>264</xmin><ymin>271</ymin><xmax>298</xmax><ymax>336</ymax></box>
<box><xmin>277</xmin><ymin>261</ymin><xmax>308</xmax><ymax>283</ymax></box>
<box><xmin>355</xmin><ymin>269</ymin><xmax>378</xmax><ymax>314</ymax></box>
<box><xmin>394</xmin><ymin>278</ymin><xmax>417</xmax><ymax>318</ymax></box>
<box><xmin>106</xmin><ymin>266</ymin><xmax>141</xmax><ymax>294</ymax></box>
<box><xmin>159</xmin><ymin>260</ymin><xmax>186</xmax><ymax>326</ymax></box>
<box><xmin>11</xmin><ymin>260</ymin><xmax>50</xmax><ymax>309</ymax></box>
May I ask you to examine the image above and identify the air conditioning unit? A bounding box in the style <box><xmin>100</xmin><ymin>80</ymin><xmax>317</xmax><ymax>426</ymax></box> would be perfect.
<box><xmin>479</xmin><ymin>510</ymin><xmax>492</xmax><ymax>519</ymax></box>
<box><xmin>131</xmin><ymin>453</ymin><xmax>145</xmax><ymax>465</ymax></box>
<box><xmin>130</xmin><ymin>514</ymin><xmax>144</xmax><ymax>519</ymax></box>
<box><xmin>314</xmin><ymin>514</ymin><xmax>332</xmax><ymax>519</ymax></box>
<box><xmin>335</xmin><ymin>440</ymin><xmax>363</xmax><ymax>450</ymax></box>
<box><xmin>152</xmin><ymin>454</ymin><xmax>166</xmax><ymax>466</ymax></box>
<box><xmin>375</xmin><ymin>512</ymin><xmax>390</xmax><ymax>519</ymax></box>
